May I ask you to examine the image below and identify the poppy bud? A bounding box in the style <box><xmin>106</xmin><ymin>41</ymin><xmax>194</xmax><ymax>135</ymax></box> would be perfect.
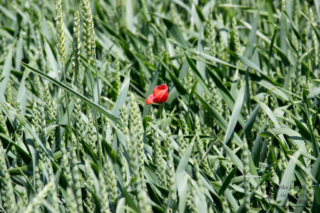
<box><xmin>146</xmin><ymin>84</ymin><xmax>168</xmax><ymax>105</ymax></box>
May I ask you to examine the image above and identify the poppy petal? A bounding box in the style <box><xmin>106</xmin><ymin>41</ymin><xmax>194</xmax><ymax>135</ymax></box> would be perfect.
<box><xmin>146</xmin><ymin>94</ymin><xmax>154</xmax><ymax>105</ymax></box>
<box><xmin>153</xmin><ymin>88</ymin><xmax>168</xmax><ymax>103</ymax></box>
<box><xmin>153</xmin><ymin>84</ymin><xmax>168</xmax><ymax>96</ymax></box>
<box><xmin>159</xmin><ymin>87</ymin><xmax>168</xmax><ymax>102</ymax></box>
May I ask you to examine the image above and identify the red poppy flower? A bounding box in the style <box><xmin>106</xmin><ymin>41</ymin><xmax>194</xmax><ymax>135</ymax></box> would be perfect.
<box><xmin>146</xmin><ymin>84</ymin><xmax>169</xmax><ymax>105</ymax></box>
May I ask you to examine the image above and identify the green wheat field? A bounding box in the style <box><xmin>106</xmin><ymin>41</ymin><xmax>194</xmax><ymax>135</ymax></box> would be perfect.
<box><xmin>0</xmin><ymin>0</ymin><xmax>319</xmax><ymax>212</ymax></box>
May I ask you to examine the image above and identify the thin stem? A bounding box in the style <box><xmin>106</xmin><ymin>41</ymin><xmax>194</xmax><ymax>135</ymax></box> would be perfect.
<box><xmin>74</xmin><ymin>73</ymin><xmax>80</xmax><ymax>162</ymax></box>
<box><xmin>94</xmin><ymin>56</ymin><xmax>101</xmax><ymax>106</ymax></box>
<box><xmin>94</xmin><ymin>55</ymin><xmax>104</xmax><ymax>137</ymax></box>
<box><xmin>94</xmin><ymin>55</ymin><xmax>104</xmax><ymax>167</ymax></box>
<box><xmin>62</xmin><ymin>64</ymin><xmax>76</xmax><ymax>158</ymax></box>
<box><xmin>160</xmin><ymin>104</ymin><xmax>162</xmax><ymax>131</ymax></box>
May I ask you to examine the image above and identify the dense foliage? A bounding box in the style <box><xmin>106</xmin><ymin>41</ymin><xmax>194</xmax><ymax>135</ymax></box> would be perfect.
<box><xmin>0</xmin><ymin>0</ymin><xmax>319</xmax><ymax>212</ymax></box>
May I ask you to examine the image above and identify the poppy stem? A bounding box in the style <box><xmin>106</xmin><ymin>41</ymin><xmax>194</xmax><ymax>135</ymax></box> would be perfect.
<box><xmin>159</xmin><ymin>104</ymin><xmax>162</xmax><ymax>131</ymax></box>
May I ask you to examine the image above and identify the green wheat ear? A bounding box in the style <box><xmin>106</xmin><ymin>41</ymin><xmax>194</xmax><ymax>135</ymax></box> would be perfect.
<box><xmin>178</xmin><ymin>129</ymin><xmax>186</xmax><ymax>156</ymax></box>
<box><xmin>55</xmin><ymin>0</ymin><xmax>66</xmax><ymax>63</ymax></box>
<box><xmin>32</xmin><ymin>102</ymin><xmax>40</xmax><ymax>139</ymax></box>
<box><xmin>72</xmin><ymin>11</ymin><xmax>81</xmax><ymax>86</ymax></box>
<box><xmin>81</xmin><ymin>0</ymin><xmax>95</xmax><ymax>62</ymax></box>
<box><xmin>119</xmin><ymin>104</ymin><xmax>128</xmax><ymax>134</ymax></box>
<box><xmin>115</xmin><ymin>51</ymin><xmax>121</xmax><ymax>98</ymax></box>
<box><xmin>24</xmin><ymin>182</ymin><xmax>54</xmax><ymax>213</ymax></box>
<box><xmin>103</xmin><ymin>156</ymin><xmax>118</xmax><ymax>205</ymax></box>
<box><xmin>98</xmin><ymin>171</ymin><xmax>111</xmax><ymax>213</ymax></box>
<box><xmin>138</xmin><ymin>190</ymin><xmax>152</xmax><ymax>212</ymax></box>
<box><xmin>60</xmin><ymin>136</ymin><xmax>72</xmax><ymax>186</ymax></box>
<box><xmin>242</xmin><ymin>137</ymin><xmax>250</xmax><ymax>211</ymax></box>
<box><xmin>70</xmin><ymin>147</ymin><xmax>84</xmax><ymax>213</ymax></box>
<box><xmin>310</xmin><ymin>9</ymin><xmax>318</xmax><ymax>69</ymax></box>
<box><xmin>166</xmin><ymin>128</ymin><xmax>176</xmax><ymax>201</ymax></box>
<box><xmin>66</xmin><ymin>187</ymin><xmax>79</xmax><ymax>213</ymax></box>
<box><xmin>84</xmin><ymin>160</ymin><xmax>95</xmax><ymax>211</ymax></box>
<box><xmin>154</xmin><ymin>131</ymin><xmax>167</xmax><ymax>188</ymax></box>
<box><xmin>0</xmin><ymin>109</ymin><xmax>9</xmax><ymax>137</ymax></box>
<box><xmin>6</xmin><ymin>82</ymin><xmax>11</xmax><ymax>105</ymax></box>
<box><xmin>208</xmin><ymin>4</ymin><xmax>216</xmax><ymax>58</ymax></box>
<box><xmin>130</xmin><ymin>94</ymin><xmax>145</xmax><ymax>182</ymax></box>
<box><xmin>0</xmin><ymin>142</ymin><xmax>16</xmax><ymax>213</ymax></box>
<box><xmin>186</xmin><ymin>183</ymin><xmax>197</xmax><ymax>212</ymax></box>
